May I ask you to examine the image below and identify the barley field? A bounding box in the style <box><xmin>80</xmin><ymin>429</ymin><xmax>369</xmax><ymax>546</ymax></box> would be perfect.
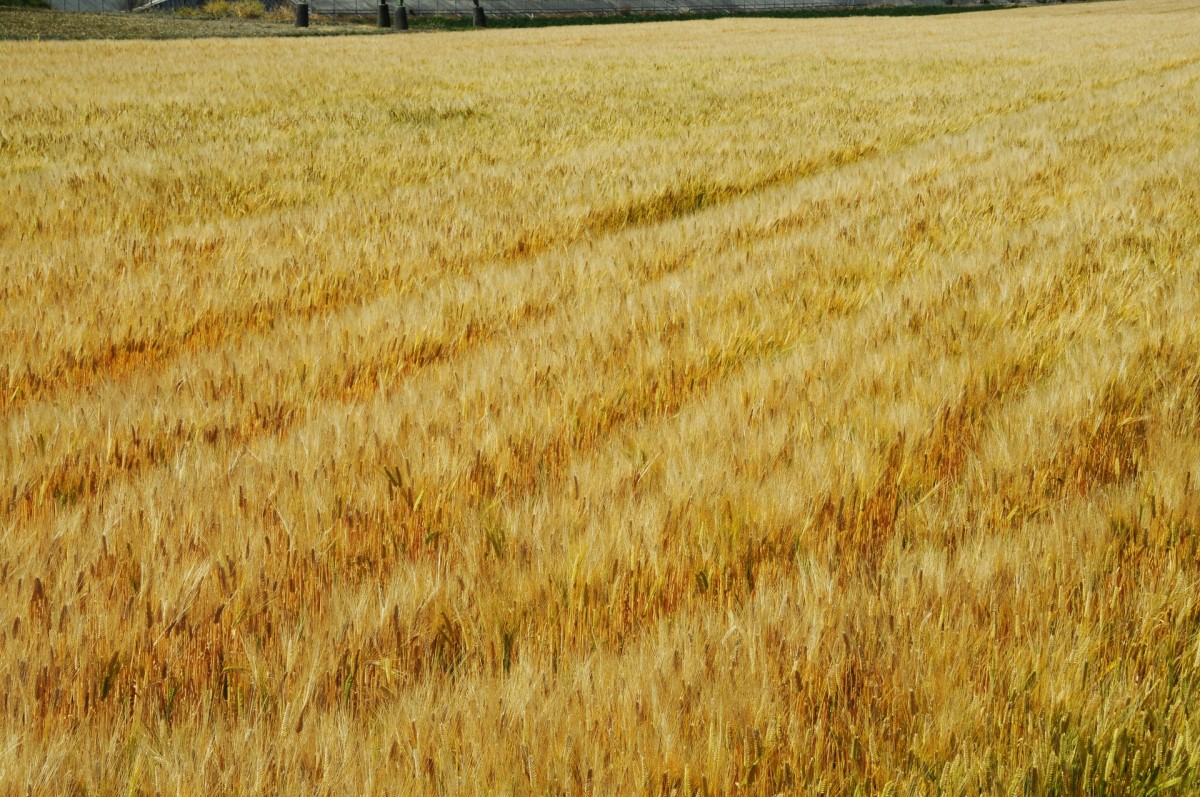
<box><xmin>2</xmin><ymin>0</ymin><xmax>1200</xmax><ymax>792</ymax></box>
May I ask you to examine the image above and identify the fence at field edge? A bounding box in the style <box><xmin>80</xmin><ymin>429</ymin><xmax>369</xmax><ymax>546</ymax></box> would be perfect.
<box><xmin>306</xmin><ymin>0</ymin><xmax>893</xmax><ymax>16</ymax></box>
<box><xmin>51</xmin><ymin>0</ymin><xmax>954</xmax><ymax>16</ymax></box>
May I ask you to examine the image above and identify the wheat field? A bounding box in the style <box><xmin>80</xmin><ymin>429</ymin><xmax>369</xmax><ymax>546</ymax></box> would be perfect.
<box><xmin>2</xmin><ymin>0</ymin><xmax>1200</xmax><ymax>792</ymax></box>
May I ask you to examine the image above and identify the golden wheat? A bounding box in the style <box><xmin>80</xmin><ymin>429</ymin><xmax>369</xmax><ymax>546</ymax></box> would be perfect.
<box><xmin>2</xmin><ymin>0</ymin><xmax>1200</xmax><ymax>792</ymax></box>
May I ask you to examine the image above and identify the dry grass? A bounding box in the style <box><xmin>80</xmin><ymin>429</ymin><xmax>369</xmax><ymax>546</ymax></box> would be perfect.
<box><xmin>2</xmin><ymin>0</ymin><xmax>1200</xmax><ymax>792</ymax></box>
